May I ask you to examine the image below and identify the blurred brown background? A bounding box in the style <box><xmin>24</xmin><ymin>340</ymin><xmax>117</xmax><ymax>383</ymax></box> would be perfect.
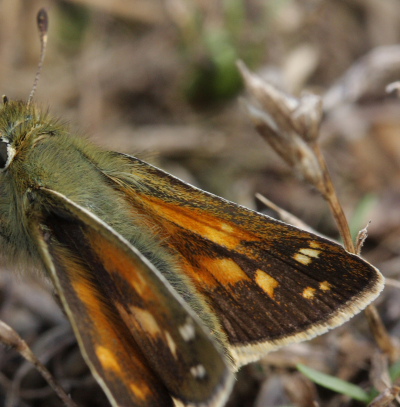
<box><xmin>0</xmin><ymin>0</ymin><xmax>400</xmax><ymax>406</ymax></box>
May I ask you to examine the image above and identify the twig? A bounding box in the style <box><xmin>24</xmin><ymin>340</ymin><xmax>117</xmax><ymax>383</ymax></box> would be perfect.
<box><xmin>0</xmin><ymin>320</ymin><xmax>78</xmax><ymax>407</ymax></box>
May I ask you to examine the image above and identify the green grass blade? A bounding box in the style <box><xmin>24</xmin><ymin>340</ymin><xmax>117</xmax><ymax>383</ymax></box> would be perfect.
<box><xmin>297</xmin><ymin>363</ymin><xmax>370</xmax><ymax>403</ymax></box>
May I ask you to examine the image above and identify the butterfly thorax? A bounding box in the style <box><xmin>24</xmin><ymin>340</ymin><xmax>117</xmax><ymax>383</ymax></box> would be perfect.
<box><xmin>0</xmin><ymin>102</ymin><xmax>115</xmax><ymax>263</ymax></box>
<box><xmin>0</xmin><ymin>101</ymin><xmax>178</xmax><ymax>279</ymax></box>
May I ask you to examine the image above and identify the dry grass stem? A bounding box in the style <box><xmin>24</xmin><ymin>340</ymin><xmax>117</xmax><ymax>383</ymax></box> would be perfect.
<box><xmin>365</xmin><ymin>307</ymin><xmax>398</xmax><ymax>363</ymax></box>
<box><xmin>238</xmin><ymin>59</ymin><xmax>396</xmax><ymax>386</ymax></box>
<box><xmin>255</xmin><ymin>192</ymin><xmax>317</xmax><ymax>233</ymax></box>
<box><xmin>0</xmin><ymin>321</ymin><xmax>78</xmax><ymax>407</ymax></box>
<box><xmin>311</xmin><ymin>144</ymin><xmax>355</xmax><ymax>253</ymax></box>
<box><xmin>238</xmin><ymin>61</ymin><xmax>354</xmax><ymax>251</ymax></box>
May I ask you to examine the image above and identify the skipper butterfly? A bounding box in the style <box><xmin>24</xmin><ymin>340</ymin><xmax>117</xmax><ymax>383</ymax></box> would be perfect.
<box><xmin>0</xmin><ymin>8</ymin><xmax>383</xmax><ymax>407</ymax></box>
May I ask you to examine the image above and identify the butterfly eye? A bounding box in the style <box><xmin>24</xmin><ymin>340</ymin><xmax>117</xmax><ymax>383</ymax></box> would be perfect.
<box><xmin>0</xmin><ymin>139</ymin><xmax>15</xmax><ymax>171</ymax></box>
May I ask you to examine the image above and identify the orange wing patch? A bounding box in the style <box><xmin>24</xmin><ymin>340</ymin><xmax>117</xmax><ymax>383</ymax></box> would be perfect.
<box><xmin>200</xmin><ymin>258</ymin><xmax>252</xmax><ymax>287</ymax></box>
<box><xmin>95</xmin><ymin>345</ymin><xmax>123</xmax><ymax>375</ymax></box>
<box><xmin>42</xmin><ymin>240</ymin><xmax>170</xmax><ymax>407</ymax></box>
<box><xmin>140</xmin><ymin>194</ymin><xmax>256</xmax><ymax>250</ymax></box>
<box><xmin>302</xmin><ymin>287</ymin><xmax>316</xmax><ymax>299</ymax></box>
<box><xmin>255</xmin><ymin>270</ymin><xmax>279</xmax><ymax>299</ymax></box>
<box><xmin>319</xmin><ymin>281</ymin><xmax>332</xmax><ymax>291</ymax></box>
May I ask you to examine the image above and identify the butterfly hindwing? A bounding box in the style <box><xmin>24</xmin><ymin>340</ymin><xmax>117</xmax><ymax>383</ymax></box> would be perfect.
<box><xmin>31</xmin><ymin>188</ymin><xmax>233</xmax><ymax>407</ymax></box>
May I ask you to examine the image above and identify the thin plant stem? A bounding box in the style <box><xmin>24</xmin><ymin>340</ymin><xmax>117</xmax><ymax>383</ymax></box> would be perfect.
<box><xmin>312</xmin><ymin>144</ymin><xmax>355</xmax><ymax>253</ymax></box>
<box><xmin>312</xmin><ymin>146</ymin><xmax>397</xmax><ymax>362</ymax></box>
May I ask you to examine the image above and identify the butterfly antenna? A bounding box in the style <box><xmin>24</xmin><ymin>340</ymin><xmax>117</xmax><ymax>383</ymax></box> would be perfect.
<box><xmin>27</xmin><ymin>8</ymin><xmax>49</xmax><ymax>106</ymax></box>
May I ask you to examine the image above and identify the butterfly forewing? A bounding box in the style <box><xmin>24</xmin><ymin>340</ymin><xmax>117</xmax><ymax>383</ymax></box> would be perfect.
<box><xmin>108</xmin><ymin>155</ymin><xmax>384</xmax><ymax>368</ymax></box>
<box><xmin>32</xmin><ymin>188</ymin><xmax>233</xmax><ymax>407</ymax></box>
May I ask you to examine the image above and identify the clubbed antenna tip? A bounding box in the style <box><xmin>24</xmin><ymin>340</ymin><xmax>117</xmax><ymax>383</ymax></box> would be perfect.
<box><xmin>27</xmin><ymin>8</ymin><xmax>49</xmax><ymax>106</ymax></box>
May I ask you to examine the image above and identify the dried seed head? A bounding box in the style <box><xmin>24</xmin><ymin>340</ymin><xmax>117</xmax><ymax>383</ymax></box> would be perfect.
<box><xmin>238</xmin><ymin>61</ymin><xmax>324</xmax><ymax>189</ymax></box>
<box><xmin>386</xmin><ymin>81</ymin><xmax>400</xmax><ymax>97</ymax></box>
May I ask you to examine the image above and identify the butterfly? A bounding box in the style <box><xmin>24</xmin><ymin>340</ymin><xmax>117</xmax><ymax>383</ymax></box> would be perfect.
<box><xmin>0</xmin><ymin>8</ymin><xmax>383</xmax><ymax>407</ymax></box>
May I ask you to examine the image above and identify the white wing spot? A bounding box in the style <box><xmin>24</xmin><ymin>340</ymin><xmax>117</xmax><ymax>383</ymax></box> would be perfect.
<box><xmin>294</xmin><ymin>247</ymin><xmax>321</xmax><ymax>265</ymax></box>
<box><xmin>299</xmin><ymin>248</ymin><xmax>321</xmax><ymax>258</ymax></box>
<box><xmin>179</xmin><ymin>318</ymin><xmax>196</xmax><ymax>342</ymax></box>
<box><xmin>172</xmin><ymin>398</ymin><xmax>184</xmax><ymax>407</ymax></box>
<box><xmin>293</xmin><ymin>253</ymin><xmax>312</xmax><ymax>265</ymax></box>
<box><xmin>190</xmin><ymin>364</ymin><xmax>207</xmax><ymax>380</ymax></box>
